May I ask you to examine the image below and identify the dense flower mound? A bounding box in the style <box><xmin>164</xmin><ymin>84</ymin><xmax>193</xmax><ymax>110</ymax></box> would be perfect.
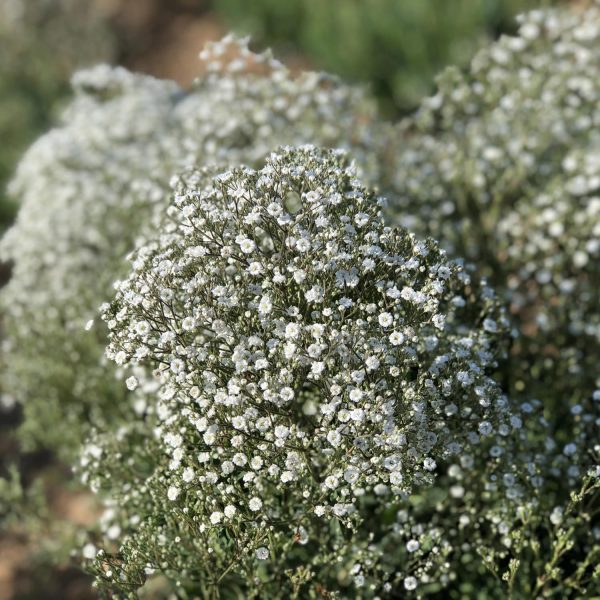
<box><xmin>409</xmin><ymin>394</ymin><xmax>600</xmax><ymax>598</ymax></box>
<box><xmin>0</xmin><ymin>36</ymin><xmax>379</xmax><ymax>455</ymax></box>
<box><xmin>178</xmin><ymin>37</ymin><xmax>380</xmax><ymax>169</ymax></box>
<box><xmin>387</xmin><ymin>5</ymin><xmax>600</xmax><ymax>412</ymax></box>
<box><xmin>83</xmin><ymin>398</ymin><xmax>600</xmax><ymax>599</ymax></box>
<box><xmin>81</xmin><ymin>406</ymin><xmax>453</xmax><ymax>598</ymax></box>
<box><xmin>0</xmin><ymin>66</ymin><xmax>178</xmax><ymax>452</ymax></box>
<box><xmin>0</xmin><ymin>0</ymin><xmax>113</xmax><ymax>224</ymax></box>
<box><xmin>86</xmin><ymin>146</ymin><xmax>514</xmax><ymax>596</ymax></box>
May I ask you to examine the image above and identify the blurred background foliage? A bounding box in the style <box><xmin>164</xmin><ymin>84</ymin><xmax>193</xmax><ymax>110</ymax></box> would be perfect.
<box><xmin>0</xmin><ymin>0</ymin><xmax>114</xmax><ymax>233</ymax></box>
<box><xmin>215</xmin><ymin>0</ymin><xmax>548</xmax><ymax>115</ymax></box>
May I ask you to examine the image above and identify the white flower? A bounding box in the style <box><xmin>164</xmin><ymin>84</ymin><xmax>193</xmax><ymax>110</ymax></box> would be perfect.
<box><xmin>338</xmin><ymin>297</ymin><xmax>354</xmax><ymax>309</ymax></box>
<box><xmin>550</xmin><ymin>506</ymin><xmax>564</xmax><ymax>525</ymax></box>
<box><xmin>295</xmin><ymin>238</ymin><xmax>311</xmax><ymax>252</ymax></box>
<box><xmin>563</xmin><ymin>443</ymin><xmax>577</xmax><ymax>456</ymax></box>
<box><xmin>362</xmin><ymin>257</ymin><xmax>376</xmax><ymax>271</ymax></box>
<box><xmin>354</xmin><ymin>212</ymin><xmax>369</xmax><ymax>227</ymax></box>
<box><xmin>285</xmin><ymin>323</ymin><xmax>300</xmax><ymax>339</ymax></box>
<box><xmin>423</xmin><ymin>458</ymin><xmax>437</xmax><ymax>471</ymax></box>
<box><xmin>365</xmin><ymin>356</ymin><xmax>380</xmax><ymax>370</ymax></box>
<box><xmin>483</xmin><ymin>318</ymin><xmax>497</xmax><ymax>333</ymax></box>
<box><xmin>237</xmin><ymin>236</ymin><xmax>256</xmax><ymax>254</ymax></box>
<box><xmin>182</xmin><ymin>316</ymin><xmax>196</xmax><ymax>331</ymax></box>
<box><xmin>125</xmin><ymin>376</ymin><xmax>138</xmax><ymax>391</ymax></box>
<box><xmin>182</xmin><ymin>467</ymin><xmax>195</xmax><ymax>483</ymax></box>
<box><xmin>324</xmin><ymin>476</ymin><xmax>339</xmax><ymax>490</ymax></box>
<box><xmin>114</xmin><ymin>351</ymin><xmax>127</xmax><ymax>365</ymax></box>
<box><xmin>432</xmin><ymin>314</ymin><xmax>445</xmax><ymax>330</ymax></box>
<box><xmin>305</xmin><ymin>285</ymin><xmax>324</xmax><ymax>303</ymax></box>
<box><xmin>280</xmin><ymin>387</ymin><xmax>294</xmax><ymax>402</ymax></box>
<box><xmin>250</xmin><ymin>456</ymin><xmax>263</xmax><ymax>470</ymax></box>
<box><xmin>135</xmin><ymin>321</ymin><xmax>150</xmax><ymax>336</ymax></box>
<box><xmin>248</xmin><ymin>497</ymin><xmax>263</xmax><ymax>511</ymax></box>
<box><xmin>349</xmin><ymin>389</ymin><xmax>363</xmax><ymax>402</ymax></box>
<box><xmin>378</xmin><ymin>312</ymin><xmax>393</xmax><ymax>328</ymax></box>
<box><xmin>327</xmin><ymin>430</ymin><xmax>342</xmax><ymax>447</ymax></box>
<box><xmin>274</xmin><ymin>425</ymin><xmax>290</xmax><ymax>439</ymax></box>
<box><xmin>221</xmin><ymin>461</ymin><xmax>235</xmax><ymax>475</ymax></box>
<box><xmin>478</xmin><ymin>421</ymin><xmax>493</xmax><ymax>436</ymax></box>
<box><xmin>107</xmin><ymin>525</ymin><xmax>121</xmax><ymax>540</ymax></box>
<box><xmin>404</xmin><ymin>576</ymin><xmax>417</xmax><ymax>591</ymax></box>
<box><xmin>255</xmin><ymin>547</ymin><xmax>269</xmax><ymax>560</ymax></box>
<box><xmin>82</xmin><ymin>543</ymin><xmax>97</xmax><ymax>560</ymax></box>
<box><xmin>248</xmin><ymin>261</ymin><xmax>263</xmax><ymax>275</ymax></box>
<box><xmin>267</xmin><ymin>202</ymin><xmax>282</xmax><ymax>216</ymax></box>
<box><xmin>389</xmin><ymin>331</ymin><xmax>404</xmax><ymax>346</ymax></box>
<box><xmin>344</xmin><ymin>467</ymin><xmax>360</xmax><ymax>484</ymax></box>
<box><xmin>311</xmin><ymin>361</ymin><xmax>325</xmax><ymax>376</ymax></box>
<box><xmin>167</xmin><ymin>486</ymin><xmax>180</xmax><ymax>501</ymax></box>
<box><xmin>389</xmin><ymin>471</ymin><xmax>403</xmax><ymax>485</ymax></box>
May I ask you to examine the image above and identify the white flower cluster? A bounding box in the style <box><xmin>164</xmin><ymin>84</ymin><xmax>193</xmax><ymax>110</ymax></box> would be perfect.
<box><xmin>81</xmin><ymin>411</ymin><xmax>453</xmax><ymax>597</ymax></box>
<box><xmin>383</xmin><ymin>6</ymin><xmax>600</xmax><ymax>593</ymax></box>
<box><xmin>3</xmin><ymin>7</ymin><xmax>599</xmax><ymax>597</ymax></box>
<box><xmin>0</xmin><ymin>36</ymin><xmax>379</xmax><ymax>455</ymax></box>
<box><xmin>87</xmin><ymin>146</ymin><xmax>513</xmax><ymax>596</ymax></box>
<box><xmin>411</xmin><ymin>388</ymin><xmax>600</xmax><ymax>591</ymax></box>
<box><xmin>387</xmin><ymin>5</ymin><xmax>600</xmax><ymax>412</ymax></box>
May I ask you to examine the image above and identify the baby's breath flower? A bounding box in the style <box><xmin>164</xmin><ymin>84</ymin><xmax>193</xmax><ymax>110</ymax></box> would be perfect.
<box><xmin>404</xmin><ymin>576</ymin><xmax>418</xmax><ymax>591</ymax></box>
<box><xmin>125</xmin><ymin>376</ymin><xmax>138</xmax><ymax>391</ymax></box>
<box><xmin>0</xmin><ymin>35</ymin><xmax>380</xmax><ymax>457</ymax></box>
<box><xmin>167</xmin><ymin>486</ymin><xmax>180</xmax><ymax>502</ymax></box>
<box><xmin>388</xmin><ymin>4</ymin><xmax>600</xmax><ymax>420</ymax></box>
<box><xmin>90</xmin><ymin>146</ymin><xmax>510</xmax><ymax>597</ymax></box>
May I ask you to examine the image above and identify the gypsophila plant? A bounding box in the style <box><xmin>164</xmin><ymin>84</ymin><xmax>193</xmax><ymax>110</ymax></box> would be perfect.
<box><xmin>81</xmin><ymin>145</ymin><xmax>517</xmax><ymax>597</ymax></box>
<box><xmin>388</xmin><ymin>3</ymin><xmax>600</xmax><ymax>421</ymax></box>
<box><xmin>3</xmin><ymin>7</ymin><xmax>599</xmax><ymax>599</ymax></box>
<box><xmin>384</xmin><ymin>4</ymin><xmax>600</xmax><ymax>596</ymax></box>
<box><xmin>0</xmin><ymin>0</ymin><xmax>113</xmax><ymax>230</ymax></box>
<box><xmin>0</xmin><ymin>36</ymin><xmax>379</xmax><ymax>457</ymax></box>
<box><xmin>400</xmin><ymin>396</ymin><xmax>600</xmax><ymax>598</ymax></box>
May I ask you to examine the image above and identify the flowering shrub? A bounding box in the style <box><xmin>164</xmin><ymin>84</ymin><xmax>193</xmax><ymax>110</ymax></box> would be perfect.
<box><xmin>0</xmin><ymin>0</ymin><xmax>112</xmax><ymax>231</ymax></box>
<box><xmin>80</xmin><ymin>145</ymin><xmax>518</xmax><ymax>597</ymax></box>
<box><xmin>388</xmin><ymin>6</ymin><xmax>600</xmax><ymax>416</ymax></box>
<box><xmin>405</xmin><ymin>396</ymin><xmax>600</xmax><ymax>597</ymax></box>
<box><xmin>0</xmin><ymin>36</ymin><xmax>379</xmax><ymax>457</ymax></box>
<box><xmin>1</xmin><ymin>6</ymin><xmax>599</xmax><ymax>599</ymax></box>
<box><xmin>385</xmin><ymin>5</ymin><xmax>600</xmax><ymax>596</ymax></box>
